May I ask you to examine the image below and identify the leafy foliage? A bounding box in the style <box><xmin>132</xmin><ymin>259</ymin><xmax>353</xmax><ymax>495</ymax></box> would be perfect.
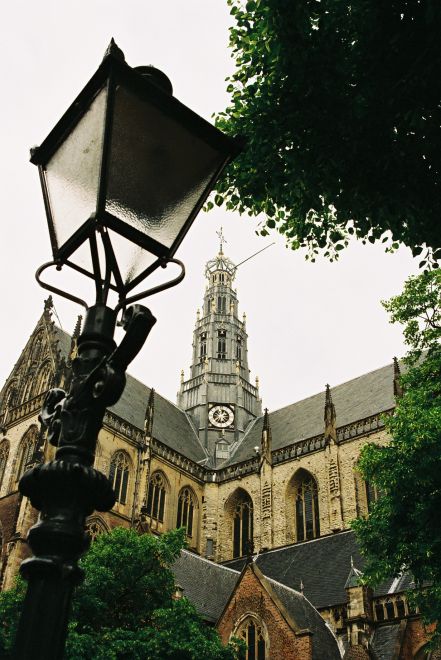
<box><xmin>214</xmin><ymin>0</ymin><xmax>441</xmax><ymax>262</ymax></box>
<box><xmin>352</xmin><ymin>270</ymin><xmax>441</xmax><ymax>636</ymax></box>
<box><xmin>0</xmin><ymin>528</ymin><xmax>242</xmax><ymax>659</ymax></box>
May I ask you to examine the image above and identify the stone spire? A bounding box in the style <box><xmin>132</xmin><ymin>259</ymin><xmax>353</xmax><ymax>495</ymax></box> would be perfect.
<box><xmin>144</xmin><ymin>388</ymin><xmax>155</xmax><ymax>438</ymax></box>
<box><xmin>261</xmin><ymin>408</ymin><xmax>272</xmax><ymax>463</ymax></box>
<box><xmin>345</xmin><ymin>557</ymin><xmax>363</xmax><ymax>589</ymax></box>
<box><xmin>324</xmin><ymin>384</ymin><xmax>337</xmax><ymax>443</ymax></box>
<box><xmin>68</xmin><ymin>314</ymin><xmax>83</xmax><ymax>363</ymax></box>
<box><xmin>393</xmin><ymin>357</ymin><xmax>403</xmax><ymax>398</ymax></box>
<box><xmin>43</xmin><ymin>295</ymin><xmax>53</xmax><ymax>316</ymax></box>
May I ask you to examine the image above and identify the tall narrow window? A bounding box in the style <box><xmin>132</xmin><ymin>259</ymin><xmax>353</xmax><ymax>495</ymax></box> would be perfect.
<box><xmin>0</xmin><ymin>442</ymin><xmax>9</xmax><ymax>490</ymax></box>
<box><xmin>236</xmin><ymin>336</ymin><xmax>242</xmax><ymax>362</ymax></box>
<box><xmin>176</xmin><ymin>487</ymin><xmax>196</xmax><ymax>537</ymax></box>
<box><xmin>146</xmin><ymin>472</ymin><xmax>167</xmax><ymax>522</ymax></box>
<box><xmin>233</xmin><ymin>492</ymin><xmax>253</xmax><ymax>558</ymax></box>
<box><xmin>296</xmin><ymin>475</ymin><xmax>320</xmax><ymax>541</ymax></box>
<box><xmin>217</xmin><ymin>330</ymin><xmax>227</xmax><ymax>359</ymax></box>
<box><xmin>16</xmin><ymin>427</ymin><xmax>37</xmax><ymax>482</ymax></box>
<box><xmin>109</xmin><ymin>451</ymin><xmax>130</xmax><ymax>504</ymax></box>
<box><xmin>199</xmin><ymin>332</ymin><xmax>207</xmax><ymax>360</ymax></box>
<box><xmin>237</xmin><ymin>617</ymin><xmax>266</xmax><ymax>660</ymax></box>
<box><xmin>217</xmin><ymin>296</ymin><xmax>226</xmax><ymax>314</ymax></box>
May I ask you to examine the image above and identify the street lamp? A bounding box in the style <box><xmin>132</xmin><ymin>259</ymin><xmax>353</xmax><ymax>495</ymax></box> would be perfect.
<box><xmin>13</xmin><ymin>40</ymin><xmax>241</xmax><ymax>660</ymax></box>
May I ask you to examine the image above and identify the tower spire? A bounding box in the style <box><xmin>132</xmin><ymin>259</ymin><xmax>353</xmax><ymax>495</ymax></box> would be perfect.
<box><xmin>216</xmin><ymin>226</ymin><xmax>227</xmax><ymax>255</ymax></box>
<box><xmin>177</xmin><ymin>236</ymin><xmax>262</xmax><ymax>463</ymax></box>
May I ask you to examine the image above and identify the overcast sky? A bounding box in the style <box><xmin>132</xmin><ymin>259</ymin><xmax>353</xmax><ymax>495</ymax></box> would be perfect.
<box><xmin>0</xmin><ymin>1</ymin><xmax>420</xmax><ymax>413</ymax></box>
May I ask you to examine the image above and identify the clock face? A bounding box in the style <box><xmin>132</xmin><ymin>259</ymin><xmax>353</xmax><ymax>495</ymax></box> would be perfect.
<box><xmin>208</xmin><ymin>405</ymin><xmax>235</xmax><ymax>428</ymax></box>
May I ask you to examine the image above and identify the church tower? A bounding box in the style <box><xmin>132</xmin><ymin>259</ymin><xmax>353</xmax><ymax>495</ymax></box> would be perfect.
<box><xmin>177</xmin><ymin>233</ymin><xmax>262</xmax><ymax>465</ymax></box>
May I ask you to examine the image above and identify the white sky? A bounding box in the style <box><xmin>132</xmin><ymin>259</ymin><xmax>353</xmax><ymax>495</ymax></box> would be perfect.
<box><xmin>0</xmin><ymin>1</ymin><xmax>420</xmax><ymax>412</ymax></box>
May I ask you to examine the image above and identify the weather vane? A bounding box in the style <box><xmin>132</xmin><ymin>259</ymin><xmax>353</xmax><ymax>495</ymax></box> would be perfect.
<box><xmin>216</xmin><ymin>226</ymin><xmax>227</xmax><ymax>254</ymax></box>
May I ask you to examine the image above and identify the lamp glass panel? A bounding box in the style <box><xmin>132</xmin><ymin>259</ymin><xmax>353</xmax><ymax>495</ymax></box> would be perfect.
<box><xmin>107</xmin><ymin>229</ymin><xmax>158</xmax><ymax>285</ymax></box>
<box><xmin>106</xmin><ymin>85</ymin><xmax>226</xmax><ymax>253</ymax></box>
<box><xmin>44</xmin><ymin>86</ymin><xmax>107</xmax><ymax>253</ymax></box>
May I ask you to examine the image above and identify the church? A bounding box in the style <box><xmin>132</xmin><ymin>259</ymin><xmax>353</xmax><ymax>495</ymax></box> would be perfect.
<box><xmin>0</xmin><ymin>243</ymin><xmax>435</xmax><ymax>659</ymax></box>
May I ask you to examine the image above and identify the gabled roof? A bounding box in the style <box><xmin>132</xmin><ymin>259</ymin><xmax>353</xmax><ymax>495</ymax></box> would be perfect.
<box><xmin>263</xmin><ymin>574</ymin><xmax>341</xmax><ymax>660</ymax></box>
<box><xmin>226</xmin><ymin>360</ymin><xmax>397</xmax><ymax>465</ymax></box>
<box><xmin>173</xmin><ymin>550</ymin><xmax>239</xmax><ymax>622</ymax></box>
<box><xmin>173</xmin><ymin>551</ymin><xmax>340</xmax><ymax>658</ymax></box>
<box><xmin>222</xmin><ymin>530</ymin><xmax>408</xmax><ymax>609</ymax></box>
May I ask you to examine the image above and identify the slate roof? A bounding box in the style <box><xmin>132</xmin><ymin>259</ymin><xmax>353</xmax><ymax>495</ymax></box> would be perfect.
<box><xmin>109</xmin><ymin>375</ymin><xmax>208</xmax><ymax>463</ymax></box>
<box><xmin>222</xmin><ymin>530</ymin><xmax>410</xmax><ymax>609</ymax></box>
<box><xmin>53</xmin><ymin>326</ymin><xmax>72</xmax><ymax>359</ymax></box>
<box><xmin>264</xmin><ymin>576</ymin><xmax>341</xmax><ymax>660</ymax></box>
<box><xmin>173</xmin><ymin>552</ymin><xmax>340</xmax><ymax>658</ymax></box>
<box><xmin>173</xmin><ymin>550</ymin><xmax>239</xmax><ymax>622</ymax></box>
<box><xmin>227</xmin><ymin>360</ymin><xmax>398</xmax><ymax>465</ymax></box>
<box><xmin>371</xmin><ymin>623</ymin><xmax>402</xmax><ymax>659</ymax></box>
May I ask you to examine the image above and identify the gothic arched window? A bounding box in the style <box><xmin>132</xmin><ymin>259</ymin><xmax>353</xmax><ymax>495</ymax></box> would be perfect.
<box><xmin>1</xmin><ymin>382</ymin><xmax>17</xmax><ymax>415</ymax></box>
<box><xmin>176</xmin><ymin>487</ymin><xmax>196</xmax><ymax>537</ymax></box>
<box><xmin>35</xmin><ymin>362</ymin><xmax>52</xmax><ymax>396</ymax></box>
<box><xmin>294</xmin><ymin>471</ymin><xmax>320</xmax><ymax>542</ymax></box>
<box><xmin>0</xmin><ymin>441</ymin><xmax>9</xmax><ymax>491</ymax></box>
<box><xmin>231</xmin><ymin>490</ymin><xmax>253</xmax><ymax>558</ymax></box>
<box><xmin>146</xmin><ymin>472</ymin><xmax>167</xmax><ymax>522</ymax></box>
<box><xmin>286</xmin><ymin>470</ymin><xmax>320</xmax><ymax>544</ymax></box>
<box><xmin>86</xmin><ymin>517</ymin><xmax>108</xmax><ymax>542</ymax></box>
<box><xmin>236</xmin><ymin>617</ymin><xmax>267</xmax><ymax>660</ymax></box>
<box><xmin>109</xmin><ymin>451</ymin><xmax>131</xmax><ymax>505</ymax></box>
<box><xmin>16</xmin><ymin>427</ymin><xmax>38</xmax><ymax>483</ymax></box>
<box><xmin>30</xmin><ymin>332</ymin><xmax>44</xmax><ymax>363</ymax></box>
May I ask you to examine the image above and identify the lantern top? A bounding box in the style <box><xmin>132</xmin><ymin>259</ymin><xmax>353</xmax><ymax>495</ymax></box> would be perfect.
<box><xmin>30</xmin><ymin>40</ymin><xmax>241</xmax><ymax>168</ymax></box>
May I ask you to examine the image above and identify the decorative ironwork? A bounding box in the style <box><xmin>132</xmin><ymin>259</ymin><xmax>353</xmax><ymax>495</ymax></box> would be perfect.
<box><xmin>14</xmin><ymin>304</ymin><xmax>156</xmax><ymax>659</ymax></box>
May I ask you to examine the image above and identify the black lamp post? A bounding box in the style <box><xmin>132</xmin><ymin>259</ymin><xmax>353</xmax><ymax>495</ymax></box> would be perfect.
<box><xmin>13</xmin><ymin>40</ymin><xmax>241</xmax><ymax>660</ymax></box>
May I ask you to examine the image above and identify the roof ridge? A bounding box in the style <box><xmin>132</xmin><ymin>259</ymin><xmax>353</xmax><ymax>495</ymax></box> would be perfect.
<box><xmin>254</xmin><ymin>529</ymin><xmax>354</xmax><ymax>557</ymax></box>
<box><xmin>181</xmin><ymin>549</ymin><xmax>240</xmax><ymax>575</ymax></box>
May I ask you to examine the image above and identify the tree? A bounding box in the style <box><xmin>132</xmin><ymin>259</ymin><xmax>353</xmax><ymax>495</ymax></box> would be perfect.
<box><xmin>213</xmin><ymin>0</ymin><xmax>441</xmax><ymax>262</ymax></box>
<box><xmin>0</xmin><ymin>528</ymin><xmax>242</xmax><ymax>659</ymax></box>
<box><xmin>352</xmin><ymin>270</ymin><xmax>441</xmax><ymax>637</ymax></box>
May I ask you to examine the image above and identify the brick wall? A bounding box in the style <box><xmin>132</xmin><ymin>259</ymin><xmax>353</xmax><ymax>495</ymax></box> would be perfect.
<box><xmin>218</xmin><ymin>563</ymin><xmax>313</xmax><ymax>660</ymax></box>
